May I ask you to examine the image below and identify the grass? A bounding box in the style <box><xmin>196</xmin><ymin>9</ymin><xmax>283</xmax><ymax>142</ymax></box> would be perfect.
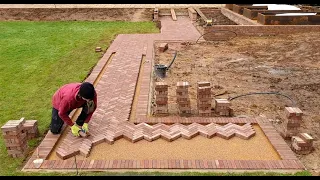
<box><xmin>0</xmin><ymin>21</ymin><xmax>158</xmax><ymax>175</ymax></box>
<box><xmin>0</xmin><ymin>21</ymin><xmax>312</xmax><ymax>176</ymax></box>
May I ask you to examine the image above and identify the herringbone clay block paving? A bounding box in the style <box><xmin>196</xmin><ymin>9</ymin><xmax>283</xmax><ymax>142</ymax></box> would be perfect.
<box><xmin>23</xmin><ymin>16</ymin><xmax>305</xmax><ymax>171</ymax></box>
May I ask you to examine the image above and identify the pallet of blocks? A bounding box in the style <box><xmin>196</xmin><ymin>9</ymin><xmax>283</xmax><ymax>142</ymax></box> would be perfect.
<box><xmin>214</xmin><ymin>99</ymin><xmax>231</xmax><ymax>116</ymax></box>
<box><xmin>154</xmin><ymin>82</ymin><xmax>169</xmax><ymax>115</ymax></box>
<box><xmin>176</xmin><ymin>82</ymin><xmax>191</xmax><ymax>116</ymax></box>
<box><xmin>197</xmin><ymin>82</ymin><xmax>212</xmax><ymax>117</ymax></box>
<box><xmin>280</xmin><ymin>107</ymin><xmax>303</xmax><ymax>139</ymax></box>
<box><xmin>291</xmin><ymin>133</ymin><xmax>314</xmax><ymax>155</ymax></box>
<box><xmin>1</xmin><ymin>118</ymin><xmax>28</xmax><ymax>158</ymax></box>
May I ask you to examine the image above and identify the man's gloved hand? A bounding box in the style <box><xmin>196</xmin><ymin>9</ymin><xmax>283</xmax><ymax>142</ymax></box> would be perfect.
<box><xmin>71</xmin><ymin>124</ymin><xmax>81</xmax><ymax>137</ymax></box>
<box><xmin>82</xmin><ymin>123</ymin><xmax>89</xmax><ymax>133</ymax></box>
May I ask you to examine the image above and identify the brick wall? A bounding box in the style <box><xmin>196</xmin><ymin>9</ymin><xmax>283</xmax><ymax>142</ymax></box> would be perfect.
<box><xmin>188</xmin><ymin>7</ymin><xmax>197</xmax><ymax>21</ymax></box>
<box><xmin>220</xmin><ymin>7</ymin><xmax>260</xmax><ymax>25</ymax></box>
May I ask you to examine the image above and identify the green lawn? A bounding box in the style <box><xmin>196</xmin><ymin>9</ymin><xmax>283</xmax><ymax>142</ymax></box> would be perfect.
<box><xmin>0</xmin><ymin>21</ymin><xmax>311</xmax><ymax>176</ymax></box>
<box><xmin>0</xmin><ymin>21</ymin><xmax>159</xmax><ymax>175</ymax></box>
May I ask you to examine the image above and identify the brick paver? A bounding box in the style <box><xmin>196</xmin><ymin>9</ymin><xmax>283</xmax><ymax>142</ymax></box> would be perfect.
<box><xmin>22</xmin><ymin>12</ymin><xmax>305</xmax><ymax>172</ymax></box>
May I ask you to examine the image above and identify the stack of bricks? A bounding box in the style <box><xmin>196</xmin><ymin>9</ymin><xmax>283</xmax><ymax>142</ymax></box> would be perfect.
<box><xmin>176</xmin><ymin>82</ymin><xmax>191</xmax><ymax>116</ymax></box>
<box><xmin>214</xmin><ymin>99</ymin><xmax>231</xmax><ymax>116</ymax></box>
<box><xmin>1</xmin><ymin>118</ymin><xmax>28</xmax><ymax>158</ymax></box>
<box><xmin>23</xmin><ymin>120</ymin><xmax>39</xmax><ymax>140</ymax></box>
<box><xmin>197</xmin><ymin>82</ymin><xmax>212</xmax><ymax>117</ymax></box>
<box><xmin>291</xmin><ymin>133</ymin><xmax>314</xmax><ymax>155</ymax></box>
<box><xmin>154</xmin><ymin>82</ymin><xmax>169</xmax><ymax>115</ymax></box>
<box><xmin>280</xmin><ymin>107</ymin><xmax>303</xmax><ymax>139</ymax></box>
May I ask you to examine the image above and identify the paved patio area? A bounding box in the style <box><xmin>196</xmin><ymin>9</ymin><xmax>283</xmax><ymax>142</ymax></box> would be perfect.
<box><xmin>22</xmin><ymin>10</ymin><xmax>306</xmax><ymax>172</ymax></box>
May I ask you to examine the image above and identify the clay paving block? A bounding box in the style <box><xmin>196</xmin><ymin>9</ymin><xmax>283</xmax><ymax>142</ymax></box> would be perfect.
<box><xmin>285</xmin><ymin>107</ymin><xmax>303</xmax><ymax>120</ymax></box>
<box><xmin>298</xmin><ymin>133</ymin><xmax>314</xmax><ymax>144</ymax></box>
<box><xmin>198</xmin><ymin>82</ymin><xmax>211</xmax><ymax>87</ymax></box>
<box><xmin>159</xmin><ymin>43</ymin><xmax>168</xmax><ymax>52</ymax></box>
<box><xmin>176</xmin><ymin>81</ymin><xmax>189</xmax><ymax>88</ymax></box>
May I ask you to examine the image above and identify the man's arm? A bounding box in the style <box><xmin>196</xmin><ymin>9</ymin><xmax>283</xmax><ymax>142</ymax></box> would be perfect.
<box><xmin>58</xmin><ymin>99</ymin><xmax>74</xmax><ymax>126</ymax></box>
<box><xmin>84</xmin><ymin>93</ymin><xmax>97</xmax><ymax>123</ymax></box>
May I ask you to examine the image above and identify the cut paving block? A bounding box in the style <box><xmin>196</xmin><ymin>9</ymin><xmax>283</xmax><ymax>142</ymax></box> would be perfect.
<box><xmin>159</xmin><ymin>43</ymin><xmax>168</xmax><ymax>52</ymax></box>
<box><xmin>291</xmin><ymin>135</ymin><xmax>314</xmax><ymax>154</ymax></box>
<box><xmin>95</xmin><ymin>47</ymin><xmax>102</xmax><ymax>52</ymax></box>
<box><xmin>298</xmin><ymin>133</ymin><xmax>314</xmax><ymax>144</ymax></box>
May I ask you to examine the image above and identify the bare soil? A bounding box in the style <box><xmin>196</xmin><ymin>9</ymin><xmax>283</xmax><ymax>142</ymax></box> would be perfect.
<box><xmin>0</xmin><ymin>8</ymin><xmax>153</xmax><ymax>21</ymax></box>
<box><xmin>153</xmin><ymin>32</ymin><xmax>320</xmax><ymax>175</ymax></box>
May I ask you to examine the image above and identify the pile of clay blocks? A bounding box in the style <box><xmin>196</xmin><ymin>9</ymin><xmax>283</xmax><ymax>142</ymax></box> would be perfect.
<box><xmin>281</xmin><ymin>107</ymin><xmax>303</xmax><ymax>139</ymax></box>
<box><xmin>176</xmin><ymin>82</ymin><xmax>191</xmax><ymax>116</ymax></box>
<box><xmin>214</xmin><ymin>99</ymin><xmax>231</xmax><ymax>116</ymax></box>
<box><xmin>197</xmin><ymin>82</ymin><xmax>212</xmax><ymax>117</ymax></box>
<box><xmin>154</xmin><ymin>82</ymin><xmax>169</xmax><ymax>115</ymax></box>
<box><xmin>1</xmin><ymin>117</ymin><xmax>38</xmax><ymax>158</ymax></box>
<box><xmin>291</xmin><ymin>133</ymin><xmax>314</xmax><ymax>155</ymax></box>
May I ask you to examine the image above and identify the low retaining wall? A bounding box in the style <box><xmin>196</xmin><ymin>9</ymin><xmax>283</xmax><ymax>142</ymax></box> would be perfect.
<box><xmin>220</xmin><ymin>7</ymin><xmax>260</xmax><ymax>25</ymax></box>
<box><xmin>0</xmin><ymin>8</ymin><xmax>153</xmax><ymax>21</ymax></box>
<box><xmin>203</xmin><ymin>25</ymin><xmax>320</xmax><ymax>39</ymax></box>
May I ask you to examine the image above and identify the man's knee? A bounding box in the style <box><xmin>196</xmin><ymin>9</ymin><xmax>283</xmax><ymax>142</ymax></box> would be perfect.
<box><xmin>50</xmin><ymin>124</ymin><xmax>62</xmax><ymax>134</ymax></box>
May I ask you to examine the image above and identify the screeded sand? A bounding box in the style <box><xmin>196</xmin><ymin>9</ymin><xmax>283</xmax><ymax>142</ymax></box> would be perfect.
<box><xmin>48</xmin><ymin>125</ymin><xmax>281</xmax><ymax>160</ymax></box>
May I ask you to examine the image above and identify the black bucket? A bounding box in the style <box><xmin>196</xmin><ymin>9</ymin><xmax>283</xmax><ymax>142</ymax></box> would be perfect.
<box><xmin>154</xmin><ymin>64</ymin><xmax>167</xmax><ymax>78</ymax></box>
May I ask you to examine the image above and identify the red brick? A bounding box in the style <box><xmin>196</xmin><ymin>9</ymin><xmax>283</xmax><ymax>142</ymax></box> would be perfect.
<box><xmin>129</xmin><ymin>160</ymin><xmax>133</xmax><ymax>169</ymax></box>
<box><xmin>144</xmin><ymin>160</ymin><xmax>149</xmax><ymax>169</ymax></box>
<box><xmin>120</xmin><ymin>160</ymin><xmax>125</xmax><ymax>168</ymax></box>
<box><xmin>112</xmin><ymin>160</ymin><xmax>118</xmax><ymax>168</ymax></box>
<box><xmin>246</xmin><ymin>160</ymin><xmax>254</xmax><ymax>169</ymax></box>
<box><xmin>164</xmin><ymin>160</ymin><xmax>169</xmax><ymax>169</ymax></box>
<box><xmin>53</xmin><ymin>160</ymin><xmax>62</xmax><ymax>169</ymax></box>
<box><xmin>99</xmin><ymin>160</ymin><xmax>106</xmax><ymax>169</ymax></box>
<box><xmin>234</xmin><ymin>160</ymin><xmax>241</xmax><ymax>169</ymax></box>
<box><xmin>103</xmin><ymin>160</ymin><xmax>110</xmax><ymax>169</ymax></box>
<box><xmin>206</xmin><ymin>160</ymin><xmax>213</xmax><ymax>169</ymax></box>
<box><xmin>92</xmin><ymin>160</ymin><xmax>99</xmax><ymax>169</ymax></box>
<box><xmin>190</xmin><ymin>160</ymin><xmax>196</xmax><ymax>169</ymax></box>
<box><xmin>40</xmin><ymin>160</ymin><xmax>50</xmax><ymax>169</ymax></box>
<box><xmin>170</xmin><ymin>159</ymin><xmax>176</xmax><ymax>169</ymax></box>
<box><xmin>132</xmin><ymin>160</ymin><xmax>137</xmax><ymax>169</ymax></box>
<box><xmin>203</xmin><ymin>160</ymin><xmax>209</xmax><ymax>169</ymax></box>
<box><xmin>218</xmin><ymin>160</ymin><xmax>224</xmax><ymax>169</ymax></box>
<box><xmin>60</xmin><ymin>160</ymin><xmax>68</xmax><ymax>169</ymax></box>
